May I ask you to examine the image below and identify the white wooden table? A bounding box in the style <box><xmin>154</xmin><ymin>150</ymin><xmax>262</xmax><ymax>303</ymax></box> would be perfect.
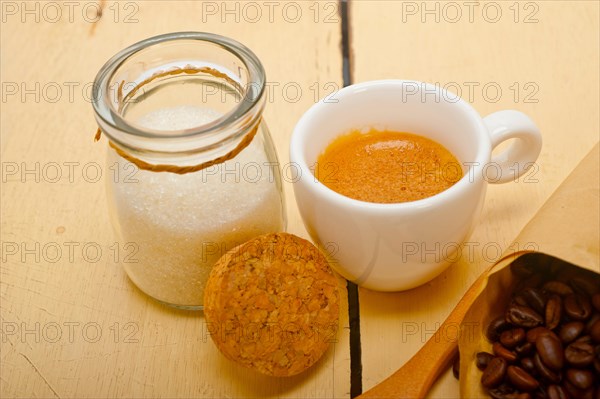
<box><xmin>1</xmin><ymin>1</ymin><xmax>598</xmax><ymax>397</ymax></box>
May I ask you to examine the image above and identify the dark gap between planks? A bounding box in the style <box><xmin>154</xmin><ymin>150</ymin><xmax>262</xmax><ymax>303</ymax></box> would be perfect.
<box><xmin>339</xmin><ymin>1</ymin><xmax>362</xmax><ymax>398</ymax></box>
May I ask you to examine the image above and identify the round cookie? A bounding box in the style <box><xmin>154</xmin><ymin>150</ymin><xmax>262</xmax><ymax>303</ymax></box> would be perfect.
<box><xmin>204</xmin><ymin>232</ymin><xmax>340</xmax><ymax>377</ymax></box>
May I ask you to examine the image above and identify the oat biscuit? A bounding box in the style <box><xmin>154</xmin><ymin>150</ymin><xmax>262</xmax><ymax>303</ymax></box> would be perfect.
<box><xmin>204</xmin><ymin>233</ymin><xmax>340</xmax><ymax>377</ymax></box>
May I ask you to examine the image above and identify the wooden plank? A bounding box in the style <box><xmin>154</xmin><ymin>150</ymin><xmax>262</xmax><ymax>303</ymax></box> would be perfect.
<box><xmin>0</xmin><ymin>1</ymin><xmax>347</xmax><ymax>398</ymax></box>
<box><xmin>350</xmin><ymin>1</ymin><xmax>599</xmax><ymax>397</ymax></box>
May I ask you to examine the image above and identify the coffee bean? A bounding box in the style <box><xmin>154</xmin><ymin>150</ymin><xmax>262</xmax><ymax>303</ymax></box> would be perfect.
<box><xmin>487</xmin><ymin>384</ymin><xmax>516</xmax><ymax>399</ymax></box>
<box><xmin>534</xmin><ymin>352</ymin><xmax>561</xmax><ymax>384</ymax></box>
<box><xmin>507</xmin><ymin>365</ymin><xmax>539</xmax><ymax>391</ymax></box>
<box><xmin>523</xmin><ymin>287</ymin><xmax>547</xmax><ymax>314</ymax></box>
<box><xmin>515</xmin><ymin>342</ymin><xmax>534</xmax><ymax>357</ymax></box>
<box><xmin>565</xmin><ymin>341</ymin><xmax>595</xmax><ymax>367</ymax></box>
<box><xmin>562</xmin><ymin>380</ymin><xmax>595</xmax><ymax>399</ymax></box>
<box><xmin>594</xmin><ymin>345</ymin><xmax>600</xmax><ymax>374</ymax></box>
<box><xmin>592</xmin><ymin>294</ymin><xmax>600</xmax><ymax>312</ymax></box>
<box><xmin>520</xmin><ymin>357</ymin><xmax>536</xmax><ymax>373</ymax></box>
<box><xmin>482</xmin><ymin>357</ymin><xmax>508</xmax><ymax>388</ymax></box>
<box><xmin>569</xmin><ymin>277</ymin><xmax>600</xmax><ymax>296</ymax></box>
<box><xmin>501</xmin><ymin>328</ymin><xmax>526</xmax><ymax>348</ymax></box>
<box><xmin>566</xmin><ymin>368</ymin><xmax>594</xmax><ymax>390</ymax></box>
<box><xmin>488</xmin><ymin>316</ymin><xmax>513</xmax><ymax>342</ymax></box>
<box><xmin>564</xmin><ymin>294</ymin><xmax>593</xmax><ymax>321</ymax></box>
<box><xmin>479</xmin><ymin>266</ymin><xmax>600</xmax><ymax>399</ymax></box>
<box><xmin>494</xmin><ymin>342</ymin><xmax>518</xmax><ymax>363</ymax></box>
<box><xmin>586</xmin><ymin>312</ymin><xmax>600</xmax><ymax>330</ymax></box>
<box><xmin>575</xmin><ymin>335</ymin><xmax>593</xmax><ymax>344</ymax></box>
<box><xmin>515</xmin><ymin>295</ymin><xmax>529</xmax><ymax>307</ymax></box>
<box><xmin>547</xmin><ymin>385</ymin><xmax>569</xmax><ymax>399</ymax></box>
<box><xmin>559</xmin><ymin>321</ymin><xmax>585</xmax><ymax>344</ymax></box>
<box><xmin>546</xmin><ymin>295</ymin><xmax>563</xmax><ymax>330</ymax></box>
<box><xmin>528</xmin><ymin>326</ymin><xmax>553</xmax><ymax>343</ymax></box>
<box><xmin>476</xmin><ymin>351</ymin><xmax>494</xmax><ymax>370</ymax></box>
<box><xmin>536</xmin><ymin>333</ymin><xmax>564</xmax><ymax>370</ymax></box>
<box><xmin>543</xmin><ymin>281</ymin><xmax>574</xmax><ymax>296</ymax></box>
<box><xmin>588</xmin><ymin>318</ymin><xmax>600</xmax><ymax>343</ymax></box>
<box><xmin>507</xmin><ymin>304</ymin><xmax>544</xmax><ymax>328</ymax></box>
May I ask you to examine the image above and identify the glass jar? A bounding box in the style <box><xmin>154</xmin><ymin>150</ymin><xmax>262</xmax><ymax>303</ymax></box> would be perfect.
<box><xmin>92</xmin><ymin>32</ymin><xmax>286</xmax><ymax>310</ymax></box>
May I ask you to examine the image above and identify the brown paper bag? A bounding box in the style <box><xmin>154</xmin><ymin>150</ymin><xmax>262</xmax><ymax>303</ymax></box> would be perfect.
<box><xmin>459</xmin><ymin>142</ymin><xmax>600</xmax><ymax>397</ymax></box>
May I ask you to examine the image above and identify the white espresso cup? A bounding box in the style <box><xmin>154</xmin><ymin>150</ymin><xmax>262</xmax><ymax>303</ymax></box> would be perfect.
<box><xmin>290</xmin><ymin>80</ymin><xmax>542</xmax><ymax>291</ymax></box>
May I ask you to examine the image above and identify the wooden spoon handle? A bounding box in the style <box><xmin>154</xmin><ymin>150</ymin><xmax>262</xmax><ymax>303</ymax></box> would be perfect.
<box><xmin>357</xmin><ymin>262</ymin><xmax>496</xmax><ymax>398</ymax></box>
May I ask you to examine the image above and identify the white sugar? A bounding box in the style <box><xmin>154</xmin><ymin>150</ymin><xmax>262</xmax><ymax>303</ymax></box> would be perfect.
<box><xmin>108</xmin><ymin>106</ymin><xmax>283</xmax><ymax>307</ymax></box>
<box><xmin>136</xmin><ymin>105</ymin><xmax>221</xmax><ymax>131</ymax></box>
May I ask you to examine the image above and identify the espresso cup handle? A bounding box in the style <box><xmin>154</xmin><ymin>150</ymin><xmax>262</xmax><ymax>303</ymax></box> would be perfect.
<box><xmin>483</xmin><ymin>110</ymin><xmax>542</xmax><ymax>184</ymax></box>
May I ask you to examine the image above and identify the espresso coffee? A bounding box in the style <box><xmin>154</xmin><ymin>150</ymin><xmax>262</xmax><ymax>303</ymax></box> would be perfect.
<box><xmin>315</xmin><ymin>129</ymin><xmax>462</xmax><ymax>204</ymax></box>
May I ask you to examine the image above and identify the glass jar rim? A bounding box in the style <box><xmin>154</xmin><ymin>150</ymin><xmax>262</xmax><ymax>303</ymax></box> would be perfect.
<box><xmin>92</xmin><ymin>31</ymin><xmax>266</xmax><ymax>140</ymax></box>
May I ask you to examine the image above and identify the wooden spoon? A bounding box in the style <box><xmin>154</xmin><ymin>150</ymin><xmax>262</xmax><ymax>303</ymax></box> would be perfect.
<box><xmin>356</xmin><ymin>258</ymin><xmax>511</xmax><ymax>399</ymax></box>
